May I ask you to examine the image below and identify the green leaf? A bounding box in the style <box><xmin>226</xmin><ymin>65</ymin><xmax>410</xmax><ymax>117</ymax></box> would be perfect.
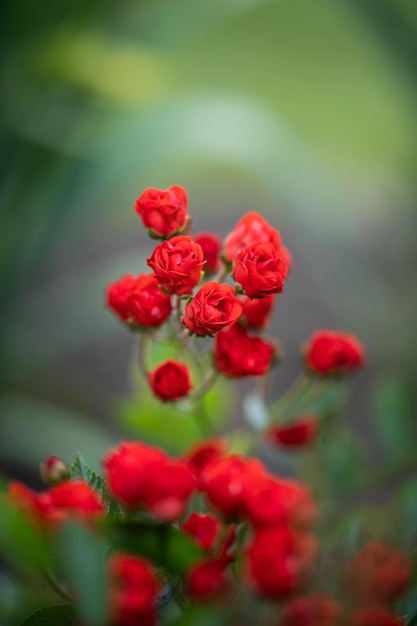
<box><xmin>20</xmin><ymin>604</ymin><xmax>75</xmax><ymax>625</ymax></box>
<box><xmin>68</xmin><ymin>453</ymin><xmax>122</xmax><ymax>519</ymax></box>
<box><xmin>55</xmin><ymin>522</ymin><xmax>107</xmax><ymax>626</ymax></box>
<box><xmin>0</xmin><ymin>498</ymin><xmax>47</xmax><ymax>575</ymax></box>
<box><xmin>371</xmin><ymin>377</ymin><xmax>415</xmax><ymax>460</ymax></box>
<box><xmin>106</xmin><ymin>520</ymin><xmax>202</xmax><ymax>575</ymax></box>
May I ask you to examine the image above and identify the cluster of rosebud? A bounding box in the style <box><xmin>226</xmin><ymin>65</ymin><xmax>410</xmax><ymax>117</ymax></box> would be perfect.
<box><xmin>106</xmin><ymin>185</ymin><xmax>366</xmax><ymax>406</ymax></box>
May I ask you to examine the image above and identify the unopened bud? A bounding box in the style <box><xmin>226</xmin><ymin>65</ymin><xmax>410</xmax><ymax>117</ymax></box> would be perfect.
<box><xmin>40</xmin><ymin>455</ymin><xmax>68</xmax><ymax>484</ymax></box>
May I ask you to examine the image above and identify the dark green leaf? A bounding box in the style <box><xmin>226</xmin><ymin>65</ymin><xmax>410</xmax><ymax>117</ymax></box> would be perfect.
<box><xmin>20</xmin><ymin>604</ymin><xmax>75</xmax><ymax>625</ymax></box>
<box><xmin>55</xmin><ymin>522</ymin><xmax>107</xmax><ymax>626</ymax></box>
<box><xmin>68</xmin><ymin>452</ymin><xmax>121</xmax><ymax>519</ymax></box>
<box><xmin>106</xmin><ymin>520</ymin><xmax>202</xmax><ymax>574</ymax></box>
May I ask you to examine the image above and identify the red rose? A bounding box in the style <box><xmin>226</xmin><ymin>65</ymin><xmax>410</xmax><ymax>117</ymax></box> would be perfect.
<box><xmin>279</xmin><ymin>595</ymin><xmax>341</xmax><ymax>626</ymax></box>
<box><xmin>9</xmin><ymin>479</ymin><xmax>105</xmax><ymax>526</ymax></box>
<box><xmin>246</xmin><ymin>526</ymin><xmax>315</xmax><ymax>598</ymax></box>
<box><xmin>243</xmin><ymin>474</ymin><xmax>316</xmax><ymax>531</ymax></box>
<box><xmin>304</xmin><ymin>330</ymin><xmax>365</xmax><ymax>376</ymax></box>
<box><xmin>102</xmin><ymin>441</ymin><xmax>196</xmax><ymax>521</ymax></box>
<box><xmin>346</xmin><ymin>542</ymin><xmax>411</xmax><ymax>604</ymax></box>
<box><xmin>182</xmin><ymin>512</ymin><xmax>221</xmax><ymax>550</ymax></box>
<box><xmin>187</xmin><ymin>557</ymin><xmax>229</xmax><ymax>599</ymax></box>
<box><xmin>193</xmin><ymin>232</ymin><xmax>221</xmax><ymax>273</ymax></box>
<box><xmin>214</xmin><ymin>323</ymin><xmax>275</xmax><ymax>377</ymax></box>
<box><xmin>148</xmin><ymin>360</ymin><xmax>192</xmax><ymax>401</ymax></box>
<box><xmin>147</xmin><ymin>236</ymin><xmax>205</xmax><ymax>296</ymax></box>
<box><xmin>183</xmin><ymin>439</ymin><xmax>226</xmax><ymax>489</ymax></box>
<box><xmin>215</xmin><ymin>323</ymin><xmax>275</xmax><ymax>377</ymax></box>
<box><xmin>267</xmin><ymin>416</ymin><xmax>318</xmax><ymax>448</ymax></box>
<box><xmin>201</xmin><ymin>454</ymin><xmax>265</xmax><ymax>519</ymax></box>
<box><xmin>109</xmin><ymin>554</ymin><xmax>158</xmax><ymax>626</ymax></box>
<box><xmin>106</xmin><ymin>275</ymin><xmax>137</xmax><ymax>323</ymax></box>
<box><xmin>224</xmin><ymin>212</ymin><xmax>281</xmax><ymax>263</ymax></box>
<box><xmin>182</xmin><ymin>282</ymin><xmax>243</xmax><ymax>336</ymax></box>
<box><xmin>240</xmin><ymin>294</ymin><xmax>275</xmax><ymax>328</ymax></box>
<box><xmin>134</xmin><ymin>185</ymin><xmax>188</xmax><ymax>238</ymax></box>
<box><xmin>128</xmin><ymin>273</ymin><xmax>172</xmax><ymax>327</ymax></box>
<box><xmin>233</xmin><ymin>241</ymin><xmax>288</xmax><ymax>298</ymax></box>
<box><xmin>350</xmin><ymin>607</ymin><xmax>399</xmax><ymax>626</ymax></box>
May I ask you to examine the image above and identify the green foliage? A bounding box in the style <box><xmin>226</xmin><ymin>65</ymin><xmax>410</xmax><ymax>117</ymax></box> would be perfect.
<box><xmin>371</xmin><ymin>377</ymin><xmax>415</xmax><ymax>461</ymax></box>
<box><xmin>55</xmin><ymin>522</ymin><xmax>107</xmax><ymax>626</ymax></box>
<box><xmin>20</xmin><ymin>605</ymin><xmax>76</xmax><ymax>626</ymax></box>
<box><xmin>68</xmin><ymin>452</ymin><xmax>122</xmax><ymax>519</ymax></box>
<box><xmin>106</xmin><ymin>519</ymin><xmax>202</xmax><ymax>575</ymax></box>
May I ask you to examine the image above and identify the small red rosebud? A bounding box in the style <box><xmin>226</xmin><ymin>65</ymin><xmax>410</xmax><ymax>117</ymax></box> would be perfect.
<box><xmin>346</xmin><ymin>541</ymin><xmax>411</xmax><ymax>604</ymax></box>
<box><xmin>147</xmin><ymin>236</ymin><xmax>205</xmax><ymax>296</ymax></box>
<box><xmin>148</xmin><ymin>360</ymin><xmax>192</xmax><ymax>402</ymax></box>
<box><xmin>128</xmin><ymin>273</ymin><xmax>172</xmax><ymax>327</ymax></box>
<box><xmin>304</xmin><ymin>330</ymin><xmax>365</xmax><ymax>376</ymax></box>
<box><xmin>40</xmin><ymin>455</ymin><xmax>68</xmax><ymax>484</ymax></box>
<box><xmin>106</xmin><ymin>274</ymin><xmax>137</xmax><ymax>323</ymax></box>
<box><xmin>193</xmin><ymin>232</ymin><xmax>221</xmax><ymax>273</ymax></box>
<box><xmin>278</xmin><ymin>594</ymin><xmax>341</xmax><ymax>626</ymax></box>
<box><xmin>233</xmin><ymin>242</ymin><xmax>288</xmax><ymax>298</ymax></box>
<box><xmin>224</xmin><ymin>212</ymin><xmax>281</xmax><ymax>263</ymax></box>
<box><xmin>182</xmin><ymin>512</ymin><xmax>221</xmax><ymax>550</ymax></box>
<box><xmin>240</xmin><ymin>294</ymin><xmax>275</xmax><ymax>329</ymax></box>
<box><xmin>109</xmin><ymin>553</ymin><xmax>159</xmax><ymax>626</ymax></box>
<box><xmin>214</xmin><ymin>323</ymin><xmax>275</xmax><ymax>377</ymax></box>
<box><xmin>350</xmin><ymin>607</ymin><xmax>400</xmax><ymax>626</ymax></box>
<box><xmin>187</xmin><ymin>557</ymin><xmax>229</xmax><ymax>599</ymax></box>
<box><xmin>182</xmin><ymin>282</ymin><xmax>243</xmax><ymax>336</ymax></box>
<box><xmin>267</xmin><ymin>416</ymin><xmax>318</xmax><ymax>448</ymax></box>
<box><xmin>134</xmin><ymin>185</ymin><xmax>189</xmax><ymax>238</ymax></box>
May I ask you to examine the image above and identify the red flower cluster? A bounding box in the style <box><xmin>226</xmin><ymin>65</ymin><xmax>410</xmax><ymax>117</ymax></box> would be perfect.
<box><xmin>304</xmin><ymin>330</ymin><xmax>365</xmax><ymax>376</ymax></box>
<box><xmin>198</xmin><ymin>452</ymin><xmax>317</xmax><ymax>597</ymax></box>
<box><xmin>9</xmin><ymin>479</ymin><xmax>105</xmax><ymax>527</ymax></box>
<box><xmin>102</xmin><ymin>441</ymin><xmax>196</xmax><ymax>521</ymax></box>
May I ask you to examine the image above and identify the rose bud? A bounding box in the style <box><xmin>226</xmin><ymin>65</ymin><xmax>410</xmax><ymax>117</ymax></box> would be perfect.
<box><xmin>147</xmin><ymin>236</ymin><xmax>205</xmax><ymax>296</ymax></box>
<box><xmin>40</xmin><ymin>455</ymin><xmax>68</xmax><ymax>484</ymax></box>
<box><xmin>346</xmin><ymin>541</ymin><xmax>411</xmax><ymax>604</ymax></box>
<box><xmin>279</xmin><ymin>595</ymin><xmax>341</xmax><ymax>626</ymax></box>
<box><xmin>128</xmin><ymin>273</ymin><xmax>172</xmax><ymax>327</ymax></box>
<box><xmin>224</xmin><ymin>211</ymin><xmax>281</xmax><ymax>263</ymax></box>
<box><xmin>233</xmin><ymin>241</ymin><xmax>288</xmax><ymax>298</ymax></box>
<box><xmin>266</xmin><ymin>416</ymin><xmax>318</xmax><ymax>448</ymax></box>
<box><xmin>187</xmin><ymin>557</ymin><xmax>230</xmax><ymax>599</ymax></box>
<box><xmin>303</xmin><ymin>330</ymin><xmax>365</xmax><ymax>376</ymax></box>
<box><xmin>102</xmin><ymin>441</ymin><xmax>196</xmax><ymax>521</ymax></box>
<box><xmin>182</xmin><ymin>512</ymin><xmax>221</xmax><ymax>550</ymax></box>
<box><xmin>106</xmin><ymin>274</ymin><xmax>137</xmax><ymax>324</ymax></box>
<box><xmin>214</xmin><ymin>323</ymin><xmax>275</xmax><ymax>377</ymax></box>
<box><xmin>240</xmin><ymin>294</ymin><xmax>275</xmax><ymax>329</ymax></box>
<box><xmin>134</xmin><ymin>185</ymin><xmax>189</xmax><ymax>238</ymax></box>
<box><xmin>350</xmin><ymin>607</ymin><xmax>399</xmax><ymax>626</ymax></box>
<box><xmin>194</xmin><ymin>232</ymin><xmax>221</xmax><ymax>273</ymax></box>
<box><xmin>183</xmin><ymin>282</ymin><xmax>243</xmax><ymax>336</ymax></box>
<box><xmin>148</xmin><ymin>359</ymin><xmax>192</xmax><ymax>401</ymax></box>
<box><xmin>109</xmin><ymin>554</ymin><xmax>159</xmax><ymax>626</ymax></box>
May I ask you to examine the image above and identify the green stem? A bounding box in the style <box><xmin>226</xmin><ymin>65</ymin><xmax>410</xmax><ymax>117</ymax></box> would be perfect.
<box><xmin>43</xmin><ymin>567</ymin><xmax>73</xmax><ymax>603</ymax></box>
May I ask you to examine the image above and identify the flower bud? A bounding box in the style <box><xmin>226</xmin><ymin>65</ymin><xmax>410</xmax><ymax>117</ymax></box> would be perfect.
<box><xmin>40</xmin><ymin>455</ymin><xmax>68</xmax><ymax>484</ymax></box>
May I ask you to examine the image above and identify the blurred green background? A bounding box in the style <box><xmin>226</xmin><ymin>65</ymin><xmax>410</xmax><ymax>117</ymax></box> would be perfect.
<box><xmin>1</xmin><ymin>0</ymin><xmax>417</xmax><ymax>484</ymax></box>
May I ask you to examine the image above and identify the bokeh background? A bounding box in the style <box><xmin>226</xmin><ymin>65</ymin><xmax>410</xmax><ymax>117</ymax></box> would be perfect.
<box><xmin>1</xmin><ymin>0</ymin><xmax>417</xmax><ymax>486</ymax></box>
